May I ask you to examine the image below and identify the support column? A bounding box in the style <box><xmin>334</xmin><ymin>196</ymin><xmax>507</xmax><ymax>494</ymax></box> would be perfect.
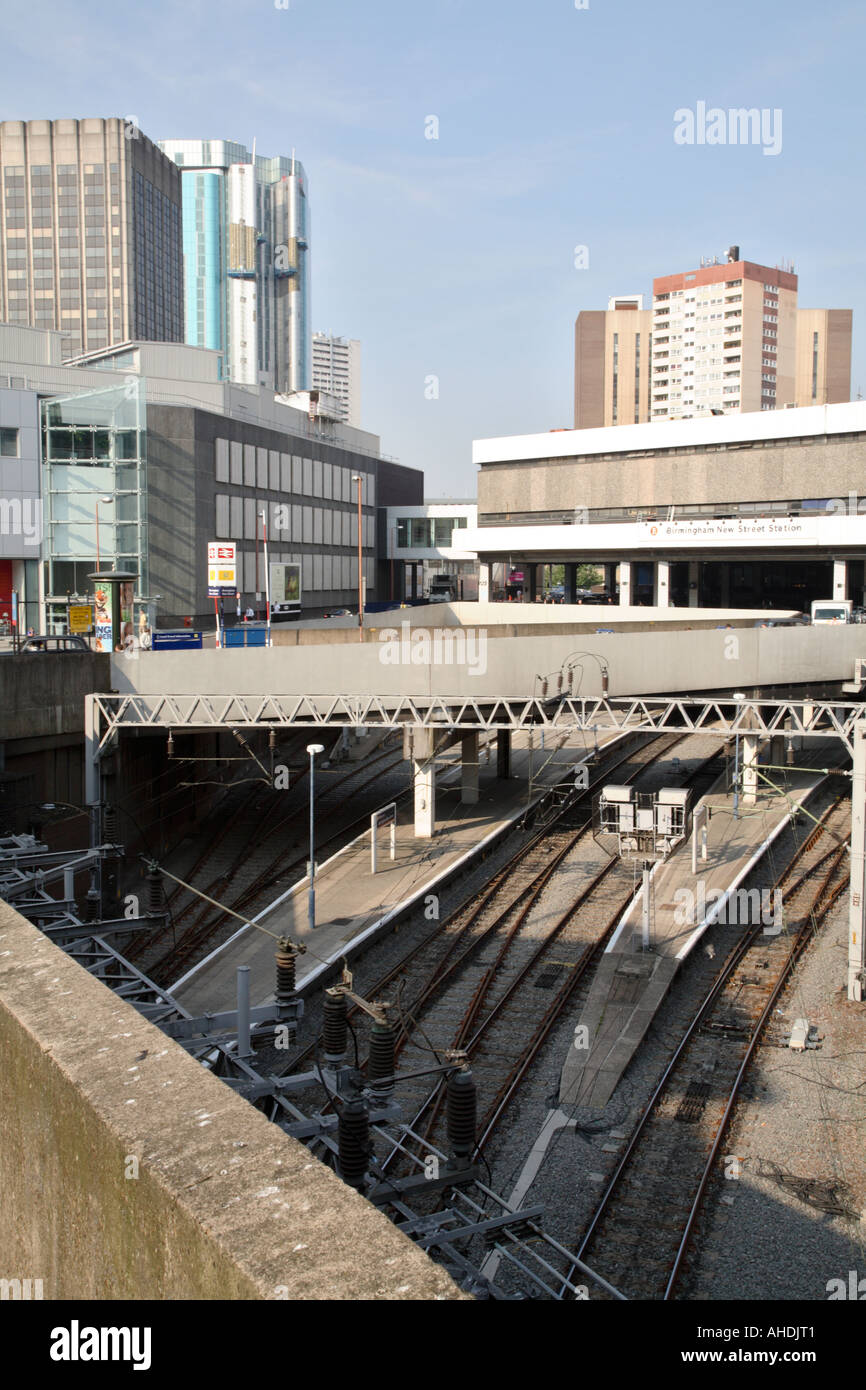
<box><xmin>688</xmin><ymin>560</ymin><xmax>699</xmax><ymax>608</ymax></box>
<box><xmin>833</xmin><ymin>559</ymin><xmax>847</xmax><ymax>602</ymax></box>
<box><xmin>478</xmin><ymin>562</ymin><xmax>490</xmax><ymax>603</ymax></box>
<box><xmin>655</xmin><ymin>559</ymin><xmax>670</xmax><ymax>608</ymax></box>
<box><xmin>618</xmin><ymin>560</ymin><xmax>632</xmax><ymax>607</ymax></box>
<box><xmin>412</xmin><ymin>728</ymin><xmax>436</xmax><ymax>837</ymax></box>
<box><xmin>461</xmin><ymin>731</ymin><xmax>479</xmax><ymax>804</ymax></box>
<box><xmin>604</xmin><ymin>563</ymin><xmax>617</xmax><ymax>601</ymax></box>
<box><xmin>565</xmin><ymin>563</ymin><xmax>578</xmax><ymax>604</ymax></box>
<box><xmin>849</xmin><ymin>721</ymin><xmax>866</xmax><ymax>1001</ymax></box>
<box><xmin>741</xmin><ymin>734</ymin><xmax>759</xmax><ymax>805</ymax></box>
<box><xmin>496</xmin><ymin>728</ymin><xmax>511</xmax><ymax>779</ymax></box>
<box><xmin>526</xmin><ymin>565</ymin><xmax>538</xmax><ymax>603</ymax></box>
<box><xmin>719</xmin><ymin>564</ymin><xmax>731</xmax><ymax>607</ymax></box>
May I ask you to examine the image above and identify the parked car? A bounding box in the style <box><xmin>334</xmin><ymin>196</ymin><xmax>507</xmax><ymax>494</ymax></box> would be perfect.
<box><xmin>19</xmin><ymin>634</ymin><xmax>90</xmax><ymax>652</ymax></box>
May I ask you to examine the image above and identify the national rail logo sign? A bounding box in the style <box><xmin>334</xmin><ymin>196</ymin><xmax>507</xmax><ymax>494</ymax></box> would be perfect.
<box><xmin>208</xmin><ymin>541</ymin><xmax>237</xmax><ymax>597</ymax></box>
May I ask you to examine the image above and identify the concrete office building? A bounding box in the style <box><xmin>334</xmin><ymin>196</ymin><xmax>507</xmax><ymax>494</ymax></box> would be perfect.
<box><xmin>574</xmin><ymin>295</ymin><xmax>654</xmax><ymax>428</ymax></box>
<box><xmin>463</xmin><ymin>402</ymin><xmax>866</xmax><ymax>613</ymax></box>
<box><xmin>0</xmin><ymin>118</ymin><xmax>184</xmax><ymax>360</ymax></box>
<box><xmin>312</xmin><ymin>333</ymin><xmax>360</xmax><ymax>428</ymax></box>
<box><xmin>158</xmin><ymin>139</ymin><xmax>310</xmax><ymax>396</ymax></box>
<box><xmin>0</xmin><ymin>375</ymin><xmax>41</xmax><ymax>631</ymax></box>
<box><xmin>0</xmin><ymin>324</ymin><xmax>421</xmax><ymax>629</ymax></box>
<box><xmin>574</xmin><ymin>250</ymin><xmax>852</xmax><ymax>427</ymax></box>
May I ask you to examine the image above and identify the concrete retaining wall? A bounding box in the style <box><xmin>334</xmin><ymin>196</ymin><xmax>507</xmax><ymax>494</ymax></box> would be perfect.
<box><xmin>0</xmin><ymin>898</ymin><xmax>463</xmax><ymax>1300</ymax></box>
<box><xmin>0</xmin><ymin>652</ymin><xmax>110</xmax><ymax>740</ymax></box>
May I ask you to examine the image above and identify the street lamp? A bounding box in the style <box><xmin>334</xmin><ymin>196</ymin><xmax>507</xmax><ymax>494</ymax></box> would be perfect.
<box><xmin>259</xmin><ymin>508</ymin><xmax>271</xmax><ymax>647</ymax></box>
<box><xmin>352</xmin><ymin>474</ymin><xmax>363</xmax><ymax>642</ymax></box>
<box><xmin>94</xmin><ymin>494</ymin><xmax>114</xmax><ymax>573</ymax></box>
<box><xmin>306</xmin><ymin>743</ymin><xmax>325</xmax><ymax>931</ymax></box>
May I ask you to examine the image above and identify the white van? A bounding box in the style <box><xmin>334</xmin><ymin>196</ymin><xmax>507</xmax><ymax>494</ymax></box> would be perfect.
<box><xmin>811</xmin><ymin>599</ymin><xmax>852</xmax><ymax>625</ymax></box>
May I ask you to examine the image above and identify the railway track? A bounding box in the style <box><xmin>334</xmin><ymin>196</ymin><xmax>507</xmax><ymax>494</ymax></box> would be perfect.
<box><xmin>378</xmin><ymin>736</ymin><xmax>725</xmax><ymax>1173</ymax></box>
<box><xmin>133</xmin><ymin>741</ymin><xmax>408</xmax><ymax>978</ymax></box>
<box><xmin>276</xmin><ymin>730</ymin><xmax>691</xmax><ymax>1085</ymax></box>
<box><xmin>568</xmin><ymin>795</ymin><xmax>851</xmax><ymax>1301</ymax></box>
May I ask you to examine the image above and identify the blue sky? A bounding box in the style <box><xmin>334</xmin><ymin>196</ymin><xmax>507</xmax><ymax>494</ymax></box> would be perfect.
<box><xmin>1</xmin><ymin>0</ymin><xmax>863</xmax><ymax>494</ymax></box>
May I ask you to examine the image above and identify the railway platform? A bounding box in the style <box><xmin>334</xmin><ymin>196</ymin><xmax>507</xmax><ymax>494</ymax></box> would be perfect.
<box><xmin>559</xmin><ymin>753</ymin><xmax>838</xmax><ymax>1110</ymax></box>
<box><xmin>170</xmin><ymin>727</ymin><xmax>622</xmax><ymax>1015</ymax></box>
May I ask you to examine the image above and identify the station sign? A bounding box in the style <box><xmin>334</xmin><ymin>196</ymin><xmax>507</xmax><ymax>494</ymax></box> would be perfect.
<box><xmin>208</xmin><ymin>542</ymin><xmax>237</xmax><ymax>596</ymax></box>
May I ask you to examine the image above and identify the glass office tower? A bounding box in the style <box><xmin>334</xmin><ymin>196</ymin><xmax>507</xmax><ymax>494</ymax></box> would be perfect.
<box><xmin>159</xmin><ymin>139</ymin><xmax>310</xmax><ymax>395</ymax></box>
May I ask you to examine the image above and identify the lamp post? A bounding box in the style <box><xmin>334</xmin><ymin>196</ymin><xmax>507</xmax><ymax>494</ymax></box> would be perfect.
<box><xmin>259</xmin><ymin>509</ymin><xmax>271</xmax><ymax>647</ymax></box>
<box><xmin>307</xmin><ymin>743</ymin><xmax>325</xmax><ymax>931</ymax></box>
<box><xmin>732</xmin><ymin>692</ymin><xmax>745</xmax><ymax>819</ymax></box>
<box><xmin>352</xmin><ymin>474</ymin><xmax>363</xmax><ymax>642</ymax></box>
<box><xmin>94</xmin><ymin>494</ymin><xmax>114</xmax><ymax>572</ymax></box>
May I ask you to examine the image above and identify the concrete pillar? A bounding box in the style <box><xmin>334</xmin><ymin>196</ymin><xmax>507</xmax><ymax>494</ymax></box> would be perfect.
<box><xmin>478</xmin><ymin>562</ymin><xmax>490</xmax><ymax>603</ymax></box>
<box><xmin>527</xmin><ymin>565</ymin><xmax>538</xmax><ymax>603</ymax></box>
<box><xmin>496</xmin><ymin>728</ymin><xmax>511</xmax><ymax>779</ymax></box>
<box><xmin>618</xmin><ymin>560</ymin><xmax>632</xmax><ymax>607</ymax></box>
<box><xmin>565</xmin><ymin>563</ymin><xmax>578</xmax><ymax>604</ymax></box>
<box><xmin>833</xmin><ymin>559</ymin><xmax>847</xmax><ymax>602</ymax></box>
<box><xmin>655</xmin><ymin>559</ymin><xmax>670</xmax><ymax>608</ymax></box>
<box><xmin>412</xmin><ymin>728</ymin><xmax>436</xmax><ymax>837</ymax></box>
<box><xmin>604</xmin><ymin>563</ymin><xmax>617</xmax><ymax>600</ymax></box>
<box><xmin>461</xmin><ymin>731</ymin><xmax>479</xmax><ymax>804</ymax></box>
<box><xmin>742</xmin><ymin>734</ymin><xmax>759</xmax><ymax>805</ymax></box>
<box><xmin>688</xmin><ymin>560</ymin><xmax>699</xmax><ymax>608</ymax></box>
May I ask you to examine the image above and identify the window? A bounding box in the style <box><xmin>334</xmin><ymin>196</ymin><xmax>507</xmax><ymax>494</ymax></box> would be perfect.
<box><xmin>0</xmin><ymin>427</ymin><xmax>19</xmax><ymax>456</ymax></box>
<box><xmin>215</xmin><ymin>438</ymin><xmax>229</xmax><ymax>483</ymax></box>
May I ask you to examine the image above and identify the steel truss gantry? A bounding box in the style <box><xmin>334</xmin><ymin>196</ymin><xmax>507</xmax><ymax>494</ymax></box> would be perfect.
<box><xmin>88</xmin><ymin>692</ymin><xmax>863</xmax><ymax>748</ymax></box>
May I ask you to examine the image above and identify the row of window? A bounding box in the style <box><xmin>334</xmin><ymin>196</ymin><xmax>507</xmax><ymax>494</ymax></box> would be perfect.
<box><xmin>215</xmin><ymin>494</ymin><xmax>374</xmax><ymax>548</ymax></box>
<box><xmin>395</xmin><ymin>516</ymin><xmax>469</xmax><ymax>549</ymax></box>
<box><xmin>214</xmin><ymin>437</ymin><xmax>374</xmax><ymax>504</ymax></box>
<box><xmin>231</xmin><ymin>550</ymin><xmax>373</xmax><ymax>595</ymax></box>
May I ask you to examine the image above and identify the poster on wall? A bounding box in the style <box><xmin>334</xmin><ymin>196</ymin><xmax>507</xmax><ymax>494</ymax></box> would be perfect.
<box><xmin>93</xmin><ymin>584</ymin><xmax>112</xmax><ymax>653</ymax></box>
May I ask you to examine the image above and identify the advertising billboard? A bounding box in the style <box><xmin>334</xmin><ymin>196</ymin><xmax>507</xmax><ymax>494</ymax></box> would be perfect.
<box><xmin>270</xmin><ymin>562</ymin><xmax>301</xmax><ymax>614</ymax></box>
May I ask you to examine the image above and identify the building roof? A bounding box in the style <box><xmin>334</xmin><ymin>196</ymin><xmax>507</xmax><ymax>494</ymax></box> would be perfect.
<box><xmin>473</xmin><ymin>401</ymin><xmax>866</xmax><ymax>467</ymax></box>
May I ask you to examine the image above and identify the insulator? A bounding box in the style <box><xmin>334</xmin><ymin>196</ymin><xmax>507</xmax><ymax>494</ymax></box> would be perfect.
<box><xmin>323</xmin><ymin>989</ymin><xmax>348</xmax><ymax>1064</ymax></box>
<box><xmin>146</xmin><ymin>869</ymin><xmax>163</xmax><ymax>916</ymax></box>
<box><xmin>269</xmin><ymin>729</ymin><xmax>277</xmax><ymax>751</ymax></box>
<box><xmin>368</xmin><ymin>1020</ymin><xmax>396</xmax><ymax>1098</ymax></box>
<box><xmin>539</xmin><ymin>677</ymin><xmax>548</xmax><ymax>699</ymax></box>
<box><xmin>275</xmin><ymin>945</ymin><xmax>297</xmax><ymax>1004</ymax></box>
<box><xmin>167</xmin><ymin>732</ymin><xmax>174</xmax><ymax>757</ymax></box>
<box><xmin>447</xmin><ymin>1066</ymin><xmax>477</xmax><ymax>1164</ymax></box>
<box><xmin>103</xmin><ymin>805</ymin><xmax>117</xmax><ymax>843</ymax></box>
<box><xmin>85</xmin><ymin>888</ymin><xmax>101</xmax><ymax>923</ymax></box>
<box><xmin>337</xmin><ymin>1096</ymin><xmax>370</xmax><ymax>1191</ymax></box>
